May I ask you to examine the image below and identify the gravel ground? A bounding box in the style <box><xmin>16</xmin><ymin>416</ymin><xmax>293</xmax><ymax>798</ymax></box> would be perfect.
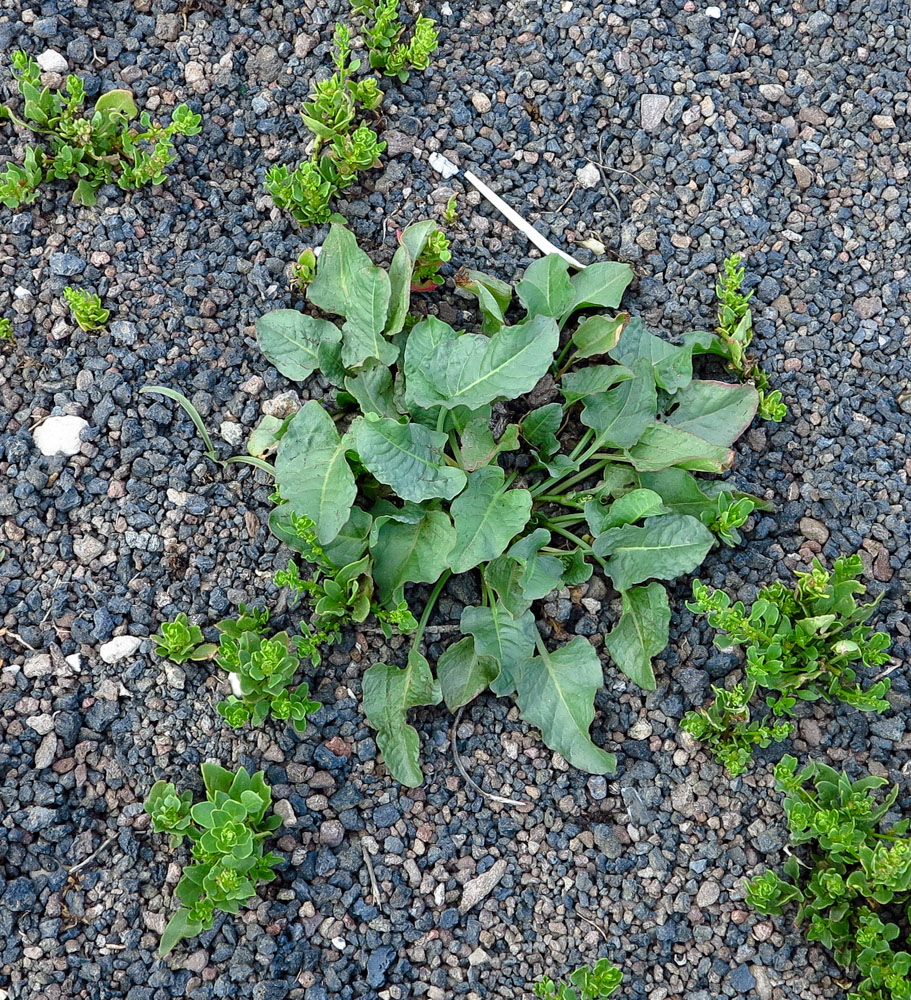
<box><xmin>1</xmin><ymin>1</ymin><xmax>910</xmax><ymax>998</ymax></box>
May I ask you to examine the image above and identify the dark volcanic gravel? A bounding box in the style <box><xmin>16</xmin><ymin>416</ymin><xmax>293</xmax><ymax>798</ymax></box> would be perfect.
<box><xmin>1</xmin><ymin>1</ymin><xmax>910</xmax><ymax>999</ymax></box>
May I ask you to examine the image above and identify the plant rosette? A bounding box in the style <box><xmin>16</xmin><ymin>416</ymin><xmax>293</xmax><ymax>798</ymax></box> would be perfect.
<box><xmin>248</xmin><ymin>219</ymin><xmax>768</xmax><ymax>786</ymax></box>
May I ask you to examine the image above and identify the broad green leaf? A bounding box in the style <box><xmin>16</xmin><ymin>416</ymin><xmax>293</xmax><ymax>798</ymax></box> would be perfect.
<box><xmin>513</xmin><ymin>637</ymin><xmax>617</xmax><ymax>773</ymax></box>
<box><xmin>623</xmin><ymin>422</ymin><xmax>734</xmax><ymax>473</ymax></box>
<box><xmin>520</xmin><ymin>403</ymin><xmax>562</xmax><ymax>459</ymax></box>
<box><xmin>386</xmin><ymin>219</ymin><xmax>437</xmax><ymax>335</ymax></box>
<box><xmin>608</xmin><ymin>316</ymin><xmax>695</xmax><ymax>392</ymax></box>
<box><xmin>362</xmin><ymin>647</ymin><xmax>441</xmax><ymax>787</ymax></box>
<box><xmin>370</xmin><ymin>508</ymin><xmax>456</xmax><ymax>604</ymax></box>
<box><xmin>340</xmin><ymin>264</ymin><xmax>396</xmax><ymax>369</ymax></box>
<box><xmin>461</xmin><ymin>603</ymin><xmax>537</xmax><ymax>696</ymax></box>
<box><xmin>437</xmin><ymin>637</ymin><xmax>499</xmax><ymax>712</ymax></box>
<box><xmin>159</xmin><ymin>907</ymin><xmax>203</xmax><ymax>957</ymax></box>
<box><xmin>561</xmin><ymin>549</ymin><xmax>593</xmax><ymax>586</ymax></box>
<box><xmin>459</xmin><ymin>413</ymin><xmax>520</xmax><ymax>471</ymax></box>
<box><xmin>457</xmin><ymin>268</ymin><xmax>512</xmax><ymax>333</ymax></box>
<box><xmin>322</xmin><ymin>506</ymin><xmax>372</xmax><ymax>567</ymax></box>
<box><xmin>604</xmin><ymin>582</ymin><xmax>670</xmax><ymax>690</ymax></box>
<box><xmin>571</xmin><ymin>313</ymin><xmax>628</xmax><ymax>359</ymax></box>
<box><xmin>275</xmin><ymin>401</ymin><xmax>356</xmax><ymax>544</ymax></box>
<box><xmin>561</xmin><ymin>364</ymin><xmax>633</xmax><ymax>404</ymax></box>
<box><xmin>350</xmin><ymin>415</ymin><xmax>467</xmax><ymax>503</ymax></box>
<box><xmin>344</xmin><ymin>365</ymin><xmax>397</xmax><ymax>417</ymax></box>
<box><xmin>95</xmin><ymin>89</ymin><xmax>138</xmax><ymax>118</ymax></box>
<box><xmin>256</xmin><ymin>309</ymin><xmax>341</xmax><ymax>381</ymax></box>
<box><xmin>317</xmin><ymin>339</ymin><xmax>347</xmax><ymax>387</ymax></box>
<box><xmin>483</xmin><ymin>556</ymin><xmax>533</xmax><ymax>617</ymax></box>
<box><xmin>247</xmin><ymin>414</ymin><xmax>291</xmax><ymax>458</ymax></box>
<box><xmin>559</xmin><ymin>261</ymin><xmax>634</xmax><ymax>326</ymax></box>
<box><xmin>449</xmin><ymin>466</ymin><xmax>532</xmax><ymax>574</ymax></box>
<box><xmin>516</xmin><ymin>255</ymin><xmax>573</xmax><ymax>318</ymax></box>
<box><xmin>584</xmin><ymin>488</ymin><xmax>668</xmax><ymax>535</ymax></box>
<box><xmin>308</xmin><ymin>224</ymin><xmax>373</xmax><ymax>318</ymax></box>
<box><xmin>635</xmin><ymin>467</ymin><xmax>716</xmax><ymax>517</ymax></box>
<box><xmin>404</xmin><ymin>314</ymin><xmax>559</xmax><ymax>412</ymax></box>
<box><xmin>593</xmin><ymin>513</ymin><xmax>715</xmax><ymax>592</ymax></box>
<box><xmin>664</xmin><ymin>379</ymin><xmax>758</xmax><ymax>447</ymax></box>
<box><xmin>580</xmin><ymin>360</ymin><xmax>657</xmax><ymax>448</ymax></box>
<box><xmin>508</xmin><ymin>528</ymin><xmax>565</xmax><ymax>600</ymax></box>
<box><xmin>591</xmin><ymin>463</ymin><xmax>638</xmax><ymax>499</ymax></box>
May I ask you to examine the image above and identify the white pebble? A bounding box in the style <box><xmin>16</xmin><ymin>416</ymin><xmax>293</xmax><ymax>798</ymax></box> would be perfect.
<box><xmin>705</xmin><ymin>6</ymin><xmax>722</xmax><ymax>17</ymax></box>
<box><xmin>429</xmin><ymin>151</ymin><xmax>459</xmax><ymax>179</ymax></box>
<box><xmin>37</xmin><ymin>50</ymin><xmax>68</xmax><ymax>73</ymax></box>
<box><xmin>33</xmin><ymin>415</ymin><xmax>88</xmax><ymax>456</ymax></box>
<box><xmin>99</xmin><ymin>635</ymin><xmax>143</xmax><ymax>664</ymax></box>
<box><xmin>575</xmin><ymin>162</ymin><xmax>601</xmax><ymax>189</ymax></box>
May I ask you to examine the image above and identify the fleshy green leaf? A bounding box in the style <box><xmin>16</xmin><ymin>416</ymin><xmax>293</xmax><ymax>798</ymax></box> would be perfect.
<box><xmin>560</xmin><ymin>364</ymin><xmax>633</xmax><ymax>404</ymax></box>
<box><xmin>456</xmin><ymin>268</ymin><xmax>513</xmax><ymax>333</ymax></box>
<box><xmin>580</xmin><ymin>360</ymin><xmax>657</xmax><ymax>448</ymax></box>
<box><xmin>635</xmin><ymin>467</ymin><xmax>718</xmax><ymax>518</ymax></box>
<box><xmin>520</xmin><ymin>403</ymin><xmax>562</xmax><ymax>459</ymax></box>
<box><xmin>274</xmin><ymin>401</ymin><xmax>357</xmax><ymax>544</ymax></box>
<box><xmin>386</xmin><ymin>219</ymin><xmax>437</xmax><ymax>335</ymax></box>
<box><xmin>404</xmin><ymin>314</ymin><xmax>559</xmax><ymax>412</ymax></box>
<box><xmin>437</xmin><ymin>637</ymin><xmax>499</xmax><ymax>712</ymax></box>
<box><xmin>604</xmin><ymin>582</ymin><xmax>671</xmax><ymax>690</ymax></box>
<box><xmin>559</xmin><ymin>261</ymin><xmax>634</xmax><ymax>326</ymax></box>
<box><xmin>322</xmin><ymin>506</ymin><xmax>372</xmax><ymax>567</ymax></box>
<box><xmin>449</xmin><ymin>466</ymin><xmax>532</xmax><ymax>574</ymax></box>
<box><xmin>308</xmin><ymin>224</ymin><xmax>373</xmax><ymax>318</ymax></box>
<box><xmin>516</xmin><ymin>254</ymin><xmax>574</xmax><ymax>318</ymax></box>
<box><xmin>458</xmin><ymin>411</ymin><xmax>520</xmax><ymax>471</ymax></box>
<box><xmin>362</xmin><ymin>647</ymin><xmax>441</xmax><ymax>786</ymax></box>
<box><xmin>664</xmin><ymin>379</ymin><xmax>759</xmax><ymax>447</ymax></box>
<box><xmin>608</xmin><ymin>316</ymin><xmax>695</xmax><ymax>392</ymax></box>
<box><xmin>483</xmin><ymin>556</ymin><xmax>533</xmax><ymax>617</ymax></box>
<box><xmin>593</xmin><ymin>513</ymin><xmax>716</xmax><ymax>592</ymax></box>
<box><xmin>350</xmin><ymin>414</ymin><xmax>467</xmax><ymax>503</ymax></box>
<box><xmin>370</xmin><ymin>508</ymin><xmax>456</xmax><ymax>604</ymax></box>
<box><xmin>159</xmin><ymin>907</ymin><xmax>203</xmax><ymax>957</ymax></box>
<box><xmin>461</xmin><ymin>603</ymin><xmax>537</xmax><ymax>696</ymax></box>
<box><xmin>256</xmin><ymin>309</ymin><xmax>341</xmax><ymax>381</ymax></box>
<box><xmin>508</xmin><ymin>528</ymin><xmax>565</xmax><ymax>600</ymax></box>
<box><xmin>513</xmin><ymin>637</ymin><xmax>616</xmax><ymax>773</ymax></box>
<box><xmin>623</xmin><ymin>422</ymin><xmax>734</xmax><ymax>473</ymax></box>
<box><xmin>340</xmin><ymin>264</ymin><xmax>396</xmax><ymax>368</ymax></box>
<box><xmin>571</xmin><ymin>313</ymin><xmax>628</xmax><ymax>359</ymax></box>
<box><xmin>344</xmin><ymin>365</ymin><xmax>397</xmax><ymax>417</ymax></box>
<box><xmin>584</xmin><ymin>488</ymin><xmax>668</xmax><ymax>534</ymax></box>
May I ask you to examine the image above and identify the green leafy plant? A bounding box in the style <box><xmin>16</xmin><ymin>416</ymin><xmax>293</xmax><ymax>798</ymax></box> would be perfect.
<box><xmin>443</xmin><ymin>194</ymin><xmax>458</xmax><ymax>225</ymax></box>
<box><xmin>153</xmin><ymin>613</ymin><xmax>218</xmax><ymax>664</ymax></box>
<box><xmin>247</xmin><ymin>219</ymin><xmax>768</xmax><ymax>785</ymax></box>
<box><xmin>710</xmin><ymin>254</ymin><xmax>785</xmax><ymax>421</ymax></box>
<box><xmin>0</xmin><ymin>49</ymin><xmax>201</xmax><ymax>208</ymax></box>
<box><xmin>63</xmin><ymin>285</ymin><xmax>109</xmax><ymax>331</ymax></box>
<box><xmin>746</xmin><ymin>756</ymin><xmax>911</xmax><ymax>1000</ymax></box>
<box><xmin>265</xmin><ymin>24</ymin><xmax>386</xmax><ymax>227</ymax></box>
<box><xmin>683</xmin><ymin>554</ymin><xmax>892</xmax><ymax>773</ymax></box>
<box><xmin>0</xmin><ymin>317</ymin><xmax>12</xmax><ymax>342</ymax></box>
<box><xmin>212</xmin><ymin>603</ymin><xmax>322</xmax><ymax>732</ymax></box>
<box><xmin>349</xmin><ymin>0</ymin><xmax>439</xmax><ymax>81</ymax></box>
<box><xmin>291</xmin><ymin>248</ymin><xmax>318</xmax><ymax>292</ymax></box>
<box><xmin>144</xmin><ymin>764</ymin><xmax>283</xmax><ymax>957</ymax></box>
<box><xmin>535</xmin><ymin>959</ymin><xmax>623</xmax><ymax>1000</ymax></box>
<box><xmin>680</xmin><ymin>681</ymin><xmax>791</xmax><ymax>776</ymax></box>
<box><xmin>410</xmin><ymin>227</ymin><xmax>451</xmax><ymax>290</ymax></box>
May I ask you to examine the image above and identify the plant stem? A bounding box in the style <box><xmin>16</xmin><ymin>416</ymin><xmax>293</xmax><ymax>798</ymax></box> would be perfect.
<box><xmin>412</xmin><ymin>571</ymin><xmax>451</xmax><ymax>646</ymax></box>
<box><xmin>569</xmin><ymin>428</ymin><xmax>595</xmax><ymax>462</ymax></box>
<box><xmin>531</xmin><ymin>458</ymin><xmax>610</xmax><ymax>499</ymax></box>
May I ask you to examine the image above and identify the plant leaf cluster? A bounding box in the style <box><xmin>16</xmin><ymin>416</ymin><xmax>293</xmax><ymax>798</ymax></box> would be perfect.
<box><xmin>746</xmin><ymin>756</ymin><xmax>911</xmax><ymax>1000</ymax></box>
<box><xmin>265</xmin><ymin>24</ymin><xmax>386</xmax><ymax>227</ymax></box>
<box><xmin>410</xmin><ymin>227</ymin><xmax>451</xmax><ymax>290</ymax></box>
<box><xmin>535</xmin><ymin>959</ymin><xmax>623</xmax><ymax>1000</ymax></box>
<box><xmin>0</xmin><ymin>49</ymin><xmax>201</xmax><ymax>208</ymax></box>
<box><xmin>710</xmin><ymin>253</ymin><xmax>786</xmax><ymax>422</ymax></box>
<box><xmin>253</xmin><ymin>220</ymin><xmax>765</xmax><ymax>785</ymax></box>
<box><xmin>683</xmin><ymin>554</ymin><xmax>892</xmax><ymax>774</ymax></box>
<box><xmin>63</xmin><ymin>285</ymin><xmax>109</xmax><ymax>331</ymax></box>
<box><xmin>144</xmin><ymin>764</ymin><xmax>283</xmax><ymax>957</ymax></box>
<box><xmin>349</xmin><ymin>0</ymin><xmax>439</xmax><ymax>81</ymax></box>
<box><xmin>0</xmin><ymin>317</ymin><xmax>12</xmax><ymax>342</ymax></box>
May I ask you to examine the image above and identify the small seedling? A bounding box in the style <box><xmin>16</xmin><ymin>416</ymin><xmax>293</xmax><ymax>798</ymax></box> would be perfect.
<box><xmin>63</xmin><ymin>286</ymin><xmax>109</xmax><ymax>331</ymax></box>
<box><xmin>153</xmin><ymin>613</ymin><xmax>217</xmax><ymax>664</ymax></box>
<box><xmin>349</xmin><ymin>0</ymin><xmax>439</xmax><ymax>81</ymax></box>
<box><xmin>535</xmin><ymin>959</ymin><xmax>623</xmax><ymax>1000</ymax></box>
<box><xmin>410</xmin><ymin>227</ymin><xmax>451</xmax><ymax>290</ymax></box>
<box><xmin>714</xmin><ymin>253</ymin><xmax>786</xmax><ymax>422</ymax></box>
<box><xmin>0</xmin><ymin>49</ymin><xmax>201</xmax><ymax>207</ymax></box>
<box><xmin>683</xmin><ymin>554</ymin><xmax>892</xmax><ymax>774</ymax></box>
<box><xmin>0</xmin><ymin>317</ymin><xmax>12</xmax><ymax>341</ymax></box>
<box><xmin>443</xmin><ymin>193</ymin><xmax>458</xmax><ymax>224</ymax></box>
<box><xmin>291</xmin><ymin>248</ymin><xmax>318</xmax><ymax>292</ymax></box>
<box><xmin>144</xmin><ymin>764</ymin><xmax>283</xmax><ymax>956</ymax></box>
<box><xmin>746</xmin><ymin>756</ymin><xmax>911</xmax><ymax>1000</ymax></box>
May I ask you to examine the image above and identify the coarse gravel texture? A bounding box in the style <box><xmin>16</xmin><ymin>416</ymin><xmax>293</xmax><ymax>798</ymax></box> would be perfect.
<box><xmin>1</xmin><ymin>1</ymin><xmax>910</xmax><ymax>999</ymax></box>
